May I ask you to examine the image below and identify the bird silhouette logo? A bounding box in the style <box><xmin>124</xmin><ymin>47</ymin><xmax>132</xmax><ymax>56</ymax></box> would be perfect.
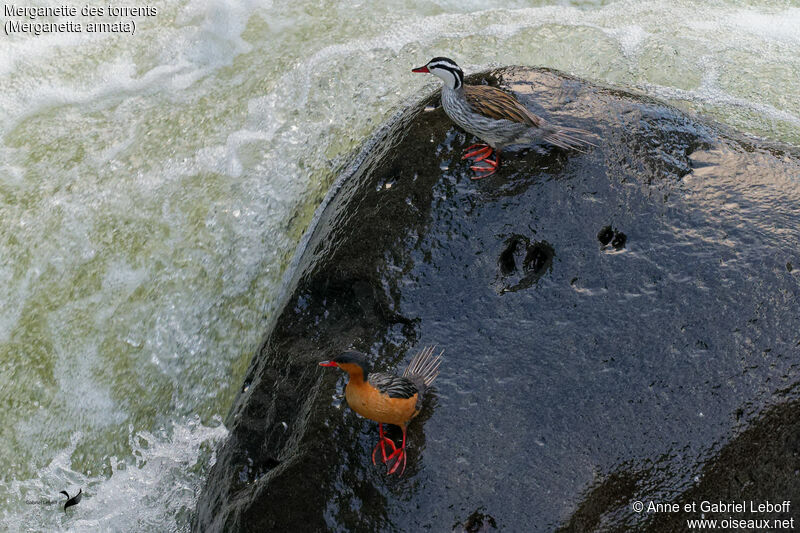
<box><xmin>59</xmin><ymin>488</ymin><xmax>82</xmax><ymax>511</ymax></box>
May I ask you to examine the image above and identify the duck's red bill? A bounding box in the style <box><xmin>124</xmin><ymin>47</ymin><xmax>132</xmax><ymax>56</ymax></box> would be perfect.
<box><xmin>319</xmin><ymin>361</ymin><xmax>338</xmax><ymax>367</ymax></box>
<box><xmin>412</xmin><ymin>66</ymin><xmax>429</xmax><ymax>73</ymax></box>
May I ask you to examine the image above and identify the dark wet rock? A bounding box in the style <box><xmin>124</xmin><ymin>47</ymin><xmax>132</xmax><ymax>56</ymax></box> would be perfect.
<box><xmin>456</xmin><ymin>507</ymin><xmax>499</xmax><ymax>532</ymax></box>
<box><xmin>498</xmin><ymin>235</ymin><xmax>522</xmax><ymax>275</ymax></box>
<box><xmin>524</xmin><ymin>240</ymin><xmax>555</xmax><ymax>274</ymax></box>
<box><xmin>194</xmin><ymin>67</ymin><xmax>800</xmax><ymax>532</ymax></box>
<box><xmin>496</xmin><ymin>235</ymin><xmax>554</xmax><ymax>293</ymax></box>
<box><xmin>610</xmin><ymin>230</ymin><xmax>626</xmax><ymax>250</ymax></box>
<box><xmin>557</xmin><ymin>394</ymin><xmax>800</xmax><ymax>532</ymax></box>
<box><xmin>597</xmin><ymin>225</ymin><xmax>615</xmax><ymax>246</ymax></box>
<box><xmin>598</xmin><ymin>225</ymin><xmax>626</xmax><ymax>249</ymax></box>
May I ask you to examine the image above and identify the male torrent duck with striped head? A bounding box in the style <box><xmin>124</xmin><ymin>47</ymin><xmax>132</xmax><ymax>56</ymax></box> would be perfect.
<box><xmin>412</xmin><ymin>57</ymin><xmax>594</xmax><ymax>178</ymax></box>
<box><xmin>319</xmin><ymin>346</ymin><xmax>442</xmax><ymax>475</ymax></box>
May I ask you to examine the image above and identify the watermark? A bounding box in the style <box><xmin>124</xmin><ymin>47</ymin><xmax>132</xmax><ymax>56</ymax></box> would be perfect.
<box><xmin>25</xmin><ymin>488</ymin><xmax>82</xmax><ymax>512</ymax></box>
<box><xmin>631</xmin><ymin>499</ymin><xmax>795</xmax><ymax>530</ymax></box>
<box><xmin>3</xmin><ymin>4</ymin><xmax>158</xmax><ymax>36</ymax></box>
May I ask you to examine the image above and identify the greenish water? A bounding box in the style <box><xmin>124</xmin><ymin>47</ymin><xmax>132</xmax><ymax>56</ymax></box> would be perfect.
<box><xmin>0</xmin><ymin>0</ymin><xmax>797</xmax><ymax>530</ymax></box>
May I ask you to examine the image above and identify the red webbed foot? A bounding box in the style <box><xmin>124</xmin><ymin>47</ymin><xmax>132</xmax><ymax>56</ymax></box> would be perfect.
<box><xmin>371</xmin><ymin>437</ymin><xmax>397</xmax><ymax>465</ymax></box>
<box><xmin>385</xmin><ymin>427</ymin><xmax>408</xmax><ymax>475</ymax></box>
<box><xmin>462</xmin><ymin>144</ymin><xmax>500</xmax><ymax>179</ymax></box>
<box><xmin>462</xmin><ymin>143</ymin><xmax>493</xmax><ymax>161</ymax></box>
<box><xmin>371</xmin><ymin>423</ymin><xmax>397</xmax><ymax>465</ymax></box>
<box><xmin>470</xmin><ymin>152</ymin><xmax>500</xmax><ymax>179</ymax></box>
<box><xmin>386</xmin><ymin>447</ymin><xmax>407</xmax><ymax>475</ymax></box>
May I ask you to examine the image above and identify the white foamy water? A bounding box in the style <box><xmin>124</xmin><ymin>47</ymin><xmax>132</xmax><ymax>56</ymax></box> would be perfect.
<box><xmin>0</xmin><ymin>0</ymin><xmax>797</xmax><ymax>530</ymax></box>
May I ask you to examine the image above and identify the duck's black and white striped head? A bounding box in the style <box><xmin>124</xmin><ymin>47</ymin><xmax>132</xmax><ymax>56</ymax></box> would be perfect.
<box><xmin>412</xmin><ymin>57</ymin><xmax>464</xmax><ymax>90</ymax></box>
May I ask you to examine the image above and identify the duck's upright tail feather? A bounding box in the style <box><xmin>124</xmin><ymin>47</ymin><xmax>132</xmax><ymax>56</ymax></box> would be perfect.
<box><xmin>403</xmin><ymin>345</ymin><xmax>443</xmax><ymax>390</ymax></box>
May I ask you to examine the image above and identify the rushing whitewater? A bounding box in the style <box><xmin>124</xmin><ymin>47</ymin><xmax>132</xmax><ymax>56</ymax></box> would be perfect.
<box><xmin>0</xmin><ymin>0</ymin><xmax>798</xmax><ymax>530</ymax></box>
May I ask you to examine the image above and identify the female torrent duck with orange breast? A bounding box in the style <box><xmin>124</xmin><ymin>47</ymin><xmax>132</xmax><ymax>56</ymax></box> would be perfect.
<box><xmin>319</xmin><ymin>346</ymin><xmax>442</xmax><ymax>475</ymax></box>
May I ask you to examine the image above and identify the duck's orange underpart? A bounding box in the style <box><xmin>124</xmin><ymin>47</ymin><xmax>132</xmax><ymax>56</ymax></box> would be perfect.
<box><xmin>337</xmin><ymin>363</ymin><xmax>420</xmax><ymax>426</ymax></box>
